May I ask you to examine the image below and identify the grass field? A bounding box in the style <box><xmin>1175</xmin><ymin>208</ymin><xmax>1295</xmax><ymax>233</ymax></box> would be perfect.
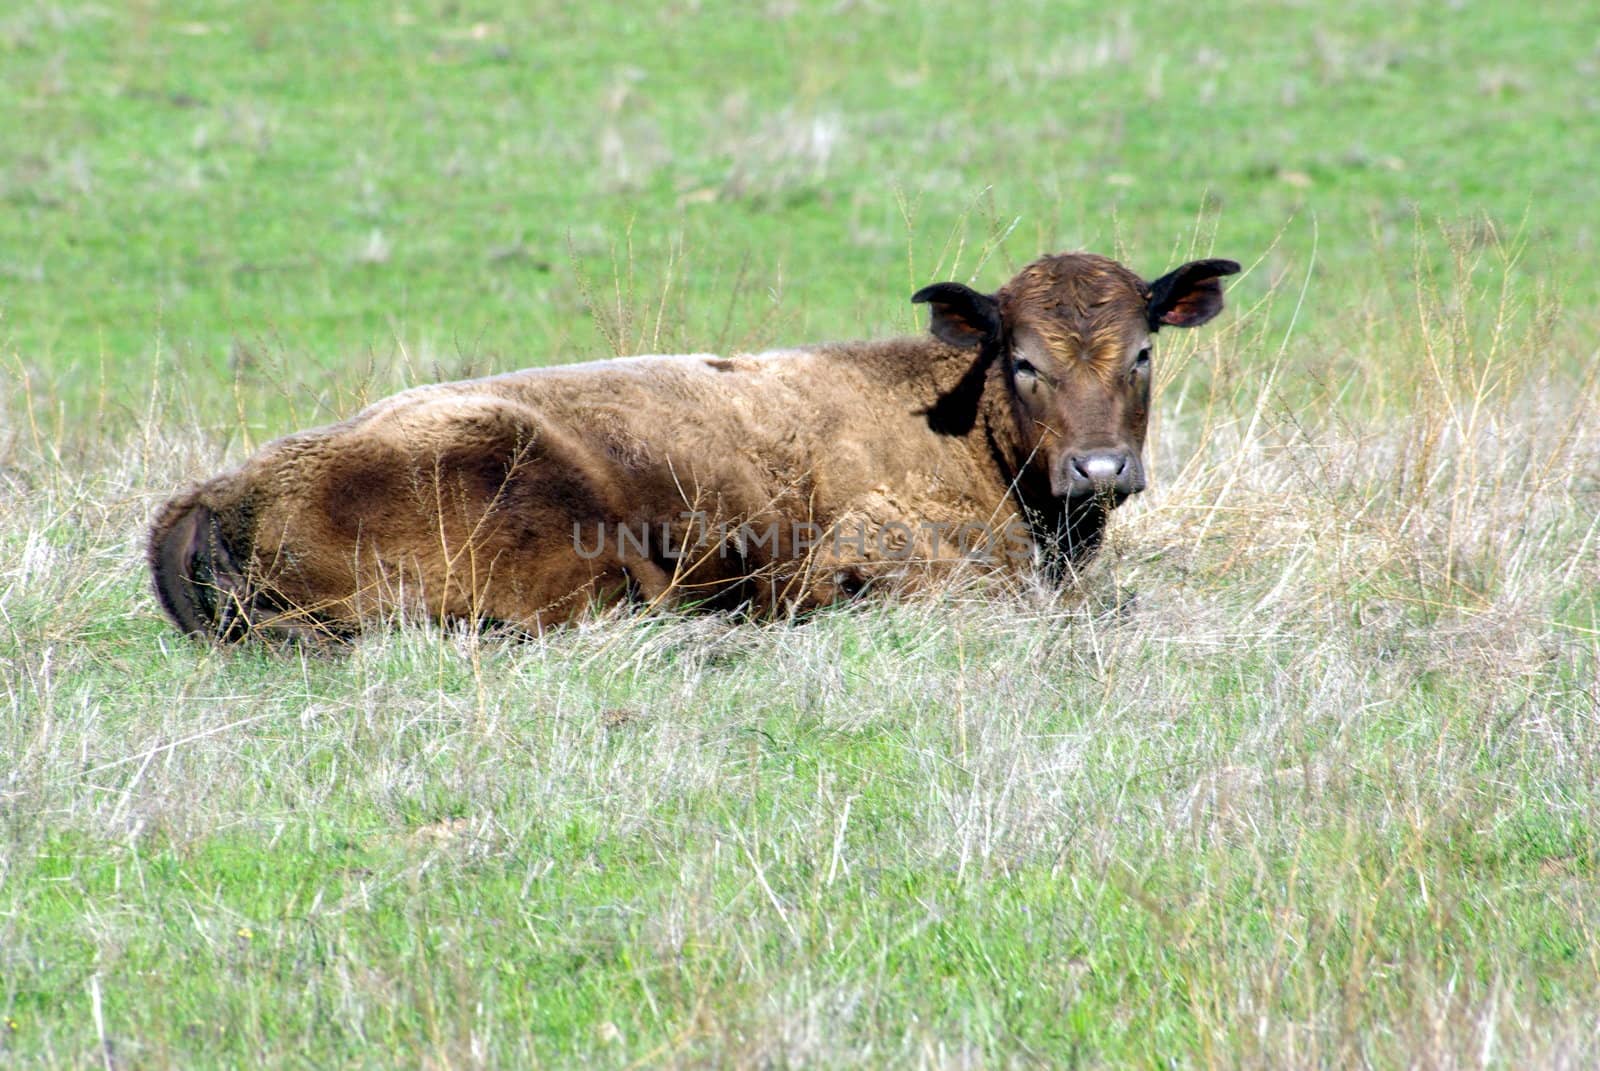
<box><xmin>3</xmin><ymin>1</ymin><xmax>1599</xmax><ymax>1066</ymax></box>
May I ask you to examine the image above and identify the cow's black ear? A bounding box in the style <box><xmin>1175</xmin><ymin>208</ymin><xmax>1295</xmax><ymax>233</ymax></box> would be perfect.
<box><xmin>1146</xmin><ymin>258</ymin><xmax>1241</xmax><ymax>330</ymax></box>
<box><xmin>911</xmin><ymin>282</ymin><xmax>1001</xmax><ymax>349</ymax></box>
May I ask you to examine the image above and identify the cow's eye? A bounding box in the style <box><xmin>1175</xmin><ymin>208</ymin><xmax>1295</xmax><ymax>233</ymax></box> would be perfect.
<box><xmin>1135</xmin><ymin>346</ymin><xmax>1151</xmax><ymax>368</ymax></box>
<box><xmin>1014</xmin><ymin>358</ymin><xmax>1037</xmax><ymax>379</ymax></box>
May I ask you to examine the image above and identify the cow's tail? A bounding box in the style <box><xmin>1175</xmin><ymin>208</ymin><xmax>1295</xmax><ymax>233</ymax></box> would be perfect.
<box><xmin>147</xmin><ymin>489</ymin><xmax>253</xmax><ymax>642</ymax></box>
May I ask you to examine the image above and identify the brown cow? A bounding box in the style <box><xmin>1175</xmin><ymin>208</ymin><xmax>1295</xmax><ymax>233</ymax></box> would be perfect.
<box><xmin>149</xmin><ymin>251</ymin><xmax>1238</xmax><ymax>641</ymax></box>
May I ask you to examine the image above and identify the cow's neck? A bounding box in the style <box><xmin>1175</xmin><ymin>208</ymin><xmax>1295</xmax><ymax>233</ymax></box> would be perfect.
<box><xmin>971</xmin><ymin>363</ymin><xmax>1050</xmax><ymax>508</ymax></box>
<box><xmin>865</xmin><ymin>336</ymin><xmax>1040</xmax><ymax>499</ymax></box>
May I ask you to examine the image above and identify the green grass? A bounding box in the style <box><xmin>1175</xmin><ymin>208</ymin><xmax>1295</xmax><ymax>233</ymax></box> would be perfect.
<box><xmin>4</xmin><ymin>1</ymin><xmax>1600</xmax><ymax>1067</ymax></box>
<box><xmin>6</xmin><ymin>0</ymin><xmax>1597</xmax><ymax>423</ymax></box>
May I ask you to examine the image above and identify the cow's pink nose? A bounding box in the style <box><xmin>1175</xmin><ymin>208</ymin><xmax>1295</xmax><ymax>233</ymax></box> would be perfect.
<box><xmin>1060</xmin><ymin>450</ymin><xmax>1143</xmax><ymax>499</ymax></box>
<box><xmin>1072</xmin><ymin>453</ymin><xmax>1126</xmax><ymax>484</ymax></box>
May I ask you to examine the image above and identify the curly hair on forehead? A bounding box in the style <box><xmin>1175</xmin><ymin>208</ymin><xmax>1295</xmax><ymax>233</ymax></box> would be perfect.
<box><xmin>997</xmin><ymin>253</ymin><xmax>1152</xmax><ymax>373</ymax></box>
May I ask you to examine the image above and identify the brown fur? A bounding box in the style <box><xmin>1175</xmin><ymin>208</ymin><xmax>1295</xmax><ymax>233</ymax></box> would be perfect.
<box><xmin>998</xmin><ymin>253</ymin><xmax>1151</xmax><ymax>376</ymax></box>
<box><xmin>148</xmin><ymin>251</ymin><xmax>1235</xmax><ymax>641</ymax></box>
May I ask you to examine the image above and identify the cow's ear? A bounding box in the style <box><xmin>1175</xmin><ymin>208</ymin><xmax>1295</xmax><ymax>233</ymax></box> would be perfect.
<box><xmin>1146</xmin><ymin>258</ymin><xmax>1241</xmax><ymax>330</ymax></box>
<box><xmin>911</xmin><ymin>282</ymin><xmax>1001</xmax><ymax>349</ymax></box>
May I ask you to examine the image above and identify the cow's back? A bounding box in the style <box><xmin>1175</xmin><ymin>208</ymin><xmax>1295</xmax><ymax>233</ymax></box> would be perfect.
<box><xmin>150</xmin><ymin>341</ymin><xmax>1014</xmax><ymax>638</ymax></box>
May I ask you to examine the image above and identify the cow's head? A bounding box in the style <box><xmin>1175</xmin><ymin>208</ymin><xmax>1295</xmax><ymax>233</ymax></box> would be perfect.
<box><xmin>913</xmin><ymin>252</ymin><xmax>1238</xmax><ymax>505</ymax></box>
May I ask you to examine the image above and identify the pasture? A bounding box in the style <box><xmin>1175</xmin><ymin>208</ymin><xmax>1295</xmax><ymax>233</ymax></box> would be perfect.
<box><xmin>3</xmin><ymin>1</ymin><xmax>1598</xmax><ymax>1066</ymax></box>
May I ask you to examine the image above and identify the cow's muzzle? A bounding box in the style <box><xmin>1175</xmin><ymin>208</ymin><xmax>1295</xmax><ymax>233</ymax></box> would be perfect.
<box><xmin>1053</xmin><ymin>449</ymin><xmax>1146</xmax><ymax>500</ymax></box>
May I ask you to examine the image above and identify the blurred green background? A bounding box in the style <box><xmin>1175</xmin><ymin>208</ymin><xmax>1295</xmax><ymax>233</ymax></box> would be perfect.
<box><xmin>5</xmin><ymin>0</ymin><xmax>1595</xmax><ymax>433</ymax></box>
